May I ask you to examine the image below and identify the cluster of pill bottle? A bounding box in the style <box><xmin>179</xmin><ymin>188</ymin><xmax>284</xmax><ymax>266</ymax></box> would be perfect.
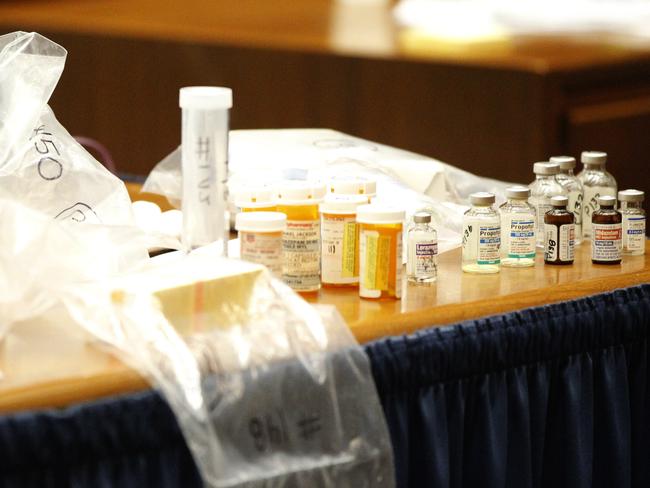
<box><xmin>544</xmin><ymin>196</ymin><xmax>575</xmax><ymax>265</ymax></box>
<box><xmin>357</xmin><ymin>204</ymin><xmax>405</xmax><ymax>299</ymax></box>
<box><xmin>276</xmin><ymin>181</ymin><xmax>325</xmax><ymax>293</ymax></box>
<box><xmin>591</xmin><ymin>195</ymin><xmax>622</xmax><ymax>265</ymax></box>
<box><xmin>577</xmin><ymin>151</ymin><xmax>617</xmax><ymax>240</ymax></box>
<box><xmin>234</xmin><ymin>186</ymin><xmax>277</xmax><ymax>212</ymax></box>
<box><xmin>461</xmin><ymin>192</ymin><xmax>501</xmax><ymax>274</ymax></box>
<box><xmin>529</xmin><ymin>162</ymin><xmax>567</xmax><ymax>248</ymax></box>
<box><xmin>551</xmin><ymin>155</ymin><xmax>584</xmax><ymax>245</ymax></box>
<box><xmin>328</xmin><ymin>176</ymin><xmax>377</xmax><ymax>203</ymax></box>
<box><xmin>407</xmin><ymin>212</ymin><xmax>438</xmax><ymax>283</ymax></box>
<box><xmin>499</xmin><ymin>186</ymin><xmax>536</xmax><ymax>267</ymax></box>
<box><xmin>618</xmin><ymin>189</ymin><xmax>646</xmax><ymax>256</ymax></box>
<box><xmin>320</xmin><ymin>195</ymin><xmax>367</xmax><ymax>287</ymax></box>
<box><xmin>235</xmin><ymin>212</ymin><xmax>287</xmax><ymax>277</ymax></box>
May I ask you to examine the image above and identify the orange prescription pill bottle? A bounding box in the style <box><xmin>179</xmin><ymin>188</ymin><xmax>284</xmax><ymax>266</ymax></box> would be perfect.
<box><xmin>276</xmin><ymin>181</ymin><xmax>326</xmax><ymax>293</ymax></box>
<box><xmin>235</xmin><ymin>212</ymin><xmax>286</xmax><ymax>277</ymax></box>
<box><xmin>234</xmin><ymin>187</ymin><xmax>277</xmax><ymax>212</ymax></box>
<box><xmin>328</xmin><ymin>176</ymin><xmax>377</xmax><ymax>203</ymax></box>
<box><xmin>319</xmin><ymin>195</ymin><xmax>367</xmax><ymax>287</ymax></box>
<box><xmin>357</xmin><ymin>204</ymin><xmax>405</xmax><ymax>300</ymax></box>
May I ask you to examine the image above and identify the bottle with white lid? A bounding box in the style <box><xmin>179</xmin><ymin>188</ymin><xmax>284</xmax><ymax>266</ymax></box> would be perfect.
<box><xmin>234</xmin><ymin>186</ymin><xmax>277</xmax><ymax>212</ymax></box>
<box><xmin>276</xmin><ymin>180</ymin><xmax>326</xmax><ymax>293</ymax></box>
<box><xmin>319</xmin><ymin>195</ymin><xmax>367</xmax><ymax>287</ymax></box>
<box><xmin>179</xmin><ymin>86</ymin><xmax>232</xmax><ymax>254</ymax></box>
<box><xmin>357</xmin><ymin>204</ymin><xmax>405</xmax><ymax>299</ymax></box>
<box><xmin>462</xmin><ymin>192</ymin><xmax>501</xmax><ymax>274</ymax></box>
<box><xmin>551</xmin><ymin>155</ymin><xmax>584</xmax><ymax>246</ymax></box>
<box><xmin>591</xmin><ymin>195</ymin><xmax>622</xmax><ymax>265</ymax></box>
<box><xmin>235</xmin><ymin>212</ymin><xmax>286</xmax><ymax>277</ymax></box>
<box><xmin>618</xmin><ymin>189</ymin><xmax>645</xmax><ymax>256</ymax></box>
<box><xmin>407</xmin><ymin>212</ymin><xmax>438</xmax><ymax>283</ymax></box>
<box><xmin>529</xmin><ymin>161</ymin><xmax>567</xmax><ymax>249</ymax></box>
<box><xmin>577</xmin><ymin>151</ymin><xmax>617</xmax><ymax>240</ymax></box>
<box><xmin>328</xmin><ymin>176</ymin><xmax>377</xmax><ymax>202</ymax></box>
<box><xmin>499</xmin><ymin>186</ymin><xmax>536</xmax><ymax>267</ymax></box>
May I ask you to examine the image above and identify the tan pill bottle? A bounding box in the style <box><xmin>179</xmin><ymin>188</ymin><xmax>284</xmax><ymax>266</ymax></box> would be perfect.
<box><xmin>319</xmin><ymin>195</ymin><xmax>367</xmax><ymax>287</ymax></box>
<box><xmin>235</xmin><ymin>212</ymin><xmax>286</xmax><ymax>277</ymax></box>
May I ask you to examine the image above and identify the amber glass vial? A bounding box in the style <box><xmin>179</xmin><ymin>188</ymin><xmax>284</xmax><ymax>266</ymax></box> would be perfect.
<box><xmin>544</xmin><ymin>196</ymin><xmax>575</xmax><ymax>265</ymax></box>
<box><xmin>591</xmin><ymin>195</ymin><xmax>622</xmax><ymax>265</ymax></box>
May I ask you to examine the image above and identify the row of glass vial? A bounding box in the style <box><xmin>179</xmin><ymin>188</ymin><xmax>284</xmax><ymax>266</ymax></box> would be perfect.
<box><xmin>463</xmin><ymin>188</ymin><xmax>645</xmax><ymax>273</ymax></box>
<box><xmin>530</xmin><ymin>151</ymin><xmax>617</xmax><ymax>246</ymax></box>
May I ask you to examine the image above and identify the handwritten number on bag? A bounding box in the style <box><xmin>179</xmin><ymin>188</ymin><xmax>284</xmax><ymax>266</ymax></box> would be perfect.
<box><xmin>38</xmin><ymin>157</ymin><xmax>63</xmax><ymax>180</ymax></box>
<box><xmin>32</xmin><ymin>125</ymin><xmax>63</xmax><ymax>181</ymax></box>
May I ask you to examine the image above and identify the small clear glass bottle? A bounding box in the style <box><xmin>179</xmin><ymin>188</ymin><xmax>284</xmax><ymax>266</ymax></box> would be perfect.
<box><xmin>618</xmin><ymin>189</ymin><xmax>645</xmax><ymax>256</ymax></box>
<box><xmin>544</xmin><ymin>196</ymin><xmax>575</xmax><ymax>265</ymax></box>
<box><xmin>577</xmin><ymin>151</ymin><xmax>617</xmax><ymax>241</ymax></box>
<box><xmin>499</xmin><ymin>186</ymin><xmax>536</xmax><ymax>267</ymax></box>
<box><xmin>551</xmin><ymin>155</ymin><xmax>584</xmax><ymax>246</ymax></box>
<box><xmin>529</xmin><ymin>162</ymin><xmax>567</xmax><ymax>248</ymax></box>
<box><xmin>462</xmin><ymin>192</ymin><xmax>500</xmax><ymax>274</ymax></box>
<box><xmin>591</xmin><ymin>195</ymin><xmax>622</xmax><ymax>265</ymax></box>
<box><xmin>407</xmin><ymin>212</ymin><xmax>438</xmax><ymax>283</ymax></box>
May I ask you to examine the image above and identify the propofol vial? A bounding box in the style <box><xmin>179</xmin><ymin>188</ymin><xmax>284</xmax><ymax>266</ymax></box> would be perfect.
<box><xmin>499</xmin><ymin>186</ymin><xmax>536</xmax><ymax>267</ymax></box>
<box><xmin>618</xmin><ymin>189</ymin><xmax>645</xmax><ymax>256</ymax></box>
<box><xmin>462</xmin><ymin>192</ymin><xmax>500</xmax><ymax>274</ymax></box>
<box><xmin>551</xmin><ymin>155</ymin><xmax>584</xmax><ymax>245</ymax></box>
<box><xmin>407</xmin><ymin>212</ymin><xmax>438</xmax><ymax>283</ymax></box>
<box><xmin>529</xmin><ymin>162</ymin><xmax>567</xmax><ymax>249</ymax></box>
<box><xmin>276</xmin><ymin>181</ymin><xmax>326</xmax><ymax>293</ymax></box>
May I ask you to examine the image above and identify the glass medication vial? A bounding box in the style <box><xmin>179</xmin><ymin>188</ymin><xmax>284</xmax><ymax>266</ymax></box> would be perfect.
<box><xmin>235</xmin><ymin>212</ymin><xmax>286</xmax><ymax>277</ymax></box>
<box><xmin>529</xmin><ymin>161</ymin><xmax>567</xmax><ymax>248</ymax></box>
<box><xmin>179</xmin><ymin>86</ymin><xmax>232</xmax><ymax>254</ymax></box>
<box><xmin>357</xmin><ymin>204</ymin><xmax>405</xmax><ymax>299</ymax></box>
<box><xmin>578</xmin><ymin>151</ymin><xmax>617</xmax><ymax>241</ymax></box>
<box><xmin>276</xmin><ymin>181</ymin><xmax>325</xmax><ymax>293</ymax></box>
<box><xmin>234</xmin><ymin>186</ymin><xmax>277</xmax><ymax>212</ymax></box>
<box><xmin>407</xmin><ymin>212</ymin><xmax>438</xmax><ymax>283</ymax></box>
<box><xmin>319</xmin><ymin>195</ymin><xmax>367</xmax><ymax>287</ymax></box>
<box><xmin>328</xmin><ymin>176</ymin><xmax>377</xmax><ymax>202</ymax></box>
<box><xmin>462</xmin><ymin>192</ymin><xmax>501</xmax><ymax>274</ymax></box>
<box><xmin>551</xmin><ymin>155</ymin><xmax>584</xmax><ymax>245</ymax></box>
<box><xmin>618</xmin><ymin>189</ymin><xmax>646</xmax><ymax>256</ymax></box>
<box><xmin>544</xmin><ymin>196</ymin><xmax>575</xmax><ymax>265</ymax></box>
<box><xmin>499</xmin><ymin>186</ymin><xmax>536</xmax><ymax>267</ymax></box>
<box><xmin>591</xmin><ymin>195</ymin><xmax>622</xmax><ymax>265</ymax></box>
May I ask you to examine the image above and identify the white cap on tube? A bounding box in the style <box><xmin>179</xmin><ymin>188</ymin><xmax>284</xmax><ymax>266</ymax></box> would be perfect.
<box><xmin>179</xmin><ymin>86</ymin><xmax>233</xmax><ymax>110</ymax></box>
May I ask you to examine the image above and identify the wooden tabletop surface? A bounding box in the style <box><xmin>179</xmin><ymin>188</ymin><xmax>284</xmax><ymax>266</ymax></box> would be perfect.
<box><xmin>0</xmin><ymin>0</ymin><xmax>649</xmax><ymax>73</ymax></box>
<box><xmin>1</xmin><ymin>225</ymin><xmax>648</xmax><ymax>414</ymax></box>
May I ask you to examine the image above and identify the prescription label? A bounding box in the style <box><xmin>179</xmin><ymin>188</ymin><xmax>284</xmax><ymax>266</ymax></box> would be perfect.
<box><xmin>505</xmin><ymin>217</ymin><xmax>536</xmax><ymax>258</ymax></box>
<box><xmin>592</xmin><ymin>223</ymin><xmax>622</xmax><ymax>262</ymax></box>
<box><xmin>282</xmin><ymin>220</ymin><xmax>321</xmax><ymax>291</ymax></box>
<box><xmin>583</xmin><ymin>186</ymin><xmax>616</xmax><ymax>238</ymax></box>
<box><xmin>360</xmin><ymin>230</ymin><xmax>402</xmax><ymax>298</ymax></box>
<box><xmin>321</xmin><ymin>215</ymin><xmax>358</xmax><ymax>284</ymax></box>
<box><xmin>477</xmin><ymin>225</ymin><xmax>500</xmax><ymax>265</ymax></box>
<box><xmin>623</xmin><ymin>215</ymin><xmax>645</xmax><ymax>253</ymax></box>
<box><xmin>240</xmin><ymin>231</ymin><xmax>283</xmax><ymax>276</ymax></box>
<box><xmin>545</xmin><ymin>223</ymin><xmax>574</xmax><ymax>262</ymax></box>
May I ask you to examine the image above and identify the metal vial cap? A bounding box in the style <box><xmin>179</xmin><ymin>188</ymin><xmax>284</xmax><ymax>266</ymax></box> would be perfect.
<box><xmin>597</xmin><ymin>195</ymin><xmax>616</xmax><ymax>207</ymax></box>
<box><xmin>506</xmin><ymin>186</ymin><xmax>531</xmax><ymax>199</ymax></box>
<box><xmin>618</xmin><ymin>189</ymin><xmax>644</xmax><ymax>203</ymax></box>
<box><xmin>533</xmin><ymin>162</ymin><xmax>560</xmax><ymax>176</ymax></box>
<box><xmin>470</xmin><ymin>192</ymin><xmax>495</xmax><ymax>206</ymax></box>
<box><xmin>581</xmin><ymin>151</ymin><xmax>607</xmax><ymax>166</ymax></box>
<box><xmin>413</xmin><ymin>212</ymin><xmax>432</xmax><ymax>224</ymax></box>
<box><xmin>551</xmin><ymin>195</ymin><xmax>568</xmax><ymax>207</ymax></box>
<box><xmin>550</xmin><ymin>155</ymin><xmax>576</xmax><ymax>170</ymax></box>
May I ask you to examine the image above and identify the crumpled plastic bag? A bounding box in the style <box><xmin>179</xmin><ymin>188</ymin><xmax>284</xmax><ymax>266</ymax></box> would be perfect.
<box><xmin>143</xmin><ymin>129</ymin><xmax>515</xmax><ymax>252</ymax></box>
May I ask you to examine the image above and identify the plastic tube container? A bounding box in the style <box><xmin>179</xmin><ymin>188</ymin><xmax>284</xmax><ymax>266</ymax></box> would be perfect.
<box><xmin>179</xmin><ymin>86</ymin><xmax>232</xmax><ymax>254</ymax></box>
<box><xmin>276</xmin><ymin>181</ymin><xmax>326</xmax><ymax>293</ymax></box>
<box><xmin>235</xmin><ymin>212</ymin><xmax>286</xmax><ymax>277</ymax></box>
<box><xmin>234</xmin><ymin>186</ymin><xmax>277</xmax><ymax>212</ymax></box>
<box><xmin>357</xmin><ymin>204</ymin><xmax>405</xmax><ymax>300</ymax></box>
<box><xmin>319</xmin><ymin>195</ymin><xmax>367</xmax><ymax>287</ymax></box>
<box><xmin>328</xmin><ymin>176</ymin><xmax>377</xmax><ymax>202</ymax></box>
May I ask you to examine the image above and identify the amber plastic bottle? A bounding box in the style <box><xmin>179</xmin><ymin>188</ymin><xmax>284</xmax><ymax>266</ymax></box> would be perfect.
<box><xmin>591</xmin><ymin>195</ymin><xmax>622</xmax><ymax>265</ymax></box>
<box><xmin>544</xmin><ymin>196</ymin><xmax>575</xmax><ymax>265</ymax></box>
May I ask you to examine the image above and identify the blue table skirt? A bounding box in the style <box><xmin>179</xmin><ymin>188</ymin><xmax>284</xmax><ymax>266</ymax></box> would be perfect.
<box><xmin>2</xmin><ymin>284</ymin><xmax>649</xmax><ymax>487</ymax></box>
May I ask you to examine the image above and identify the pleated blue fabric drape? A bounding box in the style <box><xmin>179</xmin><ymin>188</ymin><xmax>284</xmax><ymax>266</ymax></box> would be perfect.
<box><xmin>1</xmin><ymin>284</ymin><xmax>648</xmax><ymax>487</ymax></box>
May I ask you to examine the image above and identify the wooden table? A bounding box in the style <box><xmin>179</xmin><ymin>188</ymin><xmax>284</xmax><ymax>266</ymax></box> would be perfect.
<box><xmin>1</xmin><ymin>239</ymin><xmax>648</xmax><ymax>415</ymax></box>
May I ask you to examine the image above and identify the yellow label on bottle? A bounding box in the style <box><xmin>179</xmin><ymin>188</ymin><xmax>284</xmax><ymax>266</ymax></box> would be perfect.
<box><xmin>363</xmin><ymin>232</ymin><xmax>391</xmax><ymax>290</ymax></box>
<box><xmin>341</xmin><ymin>222</ymin><xmax>357</xmax><ymax>278</ymax></box>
